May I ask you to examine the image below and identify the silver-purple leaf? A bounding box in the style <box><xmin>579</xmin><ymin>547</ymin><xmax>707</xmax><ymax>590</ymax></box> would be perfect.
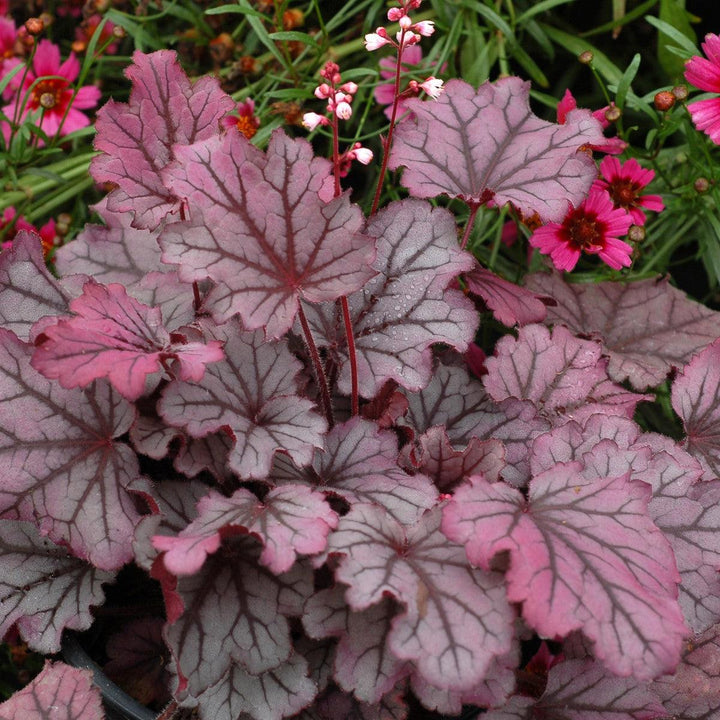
<box><xmin>91</xmin><ymin>50</ymin><xmax>235</xmax><ymax>230</ymax></box>
<box><xmin>465</xmin><ymin>266</ymin><xmax>548</xmax><ymax>327</ymax></box>
<box><xmin>54</xmin><ymin>198</ymin><xmax>167</xmax><ymax>285</ymax></box>
<box><xmin>526</xmin><ymin>273</ymin><xmax>720</xmax><ymax>390</ymax></box>
<box><xmin>191</xmin><ymin>652</ymin><xmax>317</xmax><ymax>720</ymax></box>
<box><xmin>327</xmin><ymin>504</ymin><xmax>513</xmax><ymax>691</ymax></box>
<box><xmin>0</xmin><ymin>329</ymin><xmax>146</xmax><ymax>570</ymax></box>
<box><xmin>484</xmin><ymin>324</ymin><xmax>651</xmax><ymax>425</ymax></box>
<box><xmin>443</xmin><ymin>464</ymin><xmax>687</xmax><ymax>679</ymax></box>
<box><xmin>0</xmin><ymin>232</ymin><xmax>74</xmax><ymax>341</ymax></box>
<box><xmin>155</xmin><ymin>484</ymin><xmax>337</xmax><ymax>575</ymax></box>
<box><xmin>0</xmin><ymin>520</ymin><xmax>113</xmax><ymax>654</ymax></box>
<box><xmin>271</xmin><ymin>417</ymin><xmax>437</xmax><ymax>525</ymax></box>
<box><xmin>160</xmin><ymin>129</ymin><xmax>375</xmax><ymax>338</ymax></box>
<box><xmin>672</xmin><ymin>338</ymin><xmax>720</xmax><ymax>479</ymax></box>
<box><xmin>0</xmin><ymin>661</ymin><xmax>103</xmax><ymax>720</ymax></box>
<box><xmin>159</xmin><ymin>321</ymin><xmax>326</xmax><ymax>479</ymax></box>
<box><xmin>165</xmin><ymin>536</ymin><xmax>312</xmax><ymax>693</ymax></box>
<box><xmin>389</xmin><ymin>77</ymin><xmax>604</xmax><ymax>221</ymax></box>
<box><xmin>484</xmin><ymin>658</ymin><xmax>667</xmax><ymax>720</ymax></box>
<box><xmin>305</xmin><ymin>199</ymin><xmax>477</xmax><ymax>397</ymax></box>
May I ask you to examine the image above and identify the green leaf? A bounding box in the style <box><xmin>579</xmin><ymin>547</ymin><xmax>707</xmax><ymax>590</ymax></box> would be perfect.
<box><xmin>615</xmin><ymin>53</ymin><xmax>641</xmax><ymax>109</ymax></box>
<box><xmin>460</xmin><ymin>26</ymin><xmax>490</xmax><ymax>87</ymax></box>
<box><xmin>581</xmin><ymin>0</ymin><xmax>658</xmax><ymax>38</ymax></box>
<box><xmin>0</xmin><ymin>62</ymin><xmax>23</xmax><ymax>98</ymax></box>
<box><xmin>516</xmin><ymin>0</ymin><xmax>577</xmax><ymax>24</ymax></box>
<box><xmin>648</xmin><ymin>3</ymin><xmax>698</xmax><ymax>77</ymax></box>
<box><xmin>205</xmin><ymin>2</ymin><xmax>264</xmax><ymax>17</ymax></box>
<box><xmin>268</xmin><ymin>30</ymin><xmax>320</xmax><ymax>48</ymax></box>
<box><xmin>509</xmin><ymin>39</ymin><xmax>549</xmax><ymax>87</ymax></box>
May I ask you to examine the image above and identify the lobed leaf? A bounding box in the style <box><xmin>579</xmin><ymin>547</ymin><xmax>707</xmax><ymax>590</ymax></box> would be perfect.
<box><xmin>160</xmin><ymin>129</ymin><xmax>375</xmax><ymax>338</ymax></box>
<box><xmin>389</xmin><ymin>77</ymin><xmax>604</xmax><ymax>221</ymax></box>
<box><xmin>526</xmin><ymin>273</ymin><xmax>720</xmax><ymax>390</ymax></box>
<box><xmin>327</xmin><ymin>504</ymin><xmax>513</xmax><ymax>691</ymax></box>
<box><xmin>0</xmin><ymin>661</ymin><xmax>103</xmax><ymax>720</ymax></box>
<box><xmin>443</xmin><ymin>464</ymin><xmax>686</xmax><ymax>679</ymax></box>
<box><xmin>159</xmin><ymin>321</ymin><xmax>326</xmax><ymax>479</ymax></box>
<box><xmin>0</xmin><ymin>329</ymin><xmax>147</xmax><ymax>570</ymax></box>
<box><xmin>91</xmin><ymin>50</ymin><xmax>235</xmax><ymax>230</ymax></box>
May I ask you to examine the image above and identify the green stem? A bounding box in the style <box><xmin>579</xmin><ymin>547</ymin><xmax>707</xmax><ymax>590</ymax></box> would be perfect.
<box><xmin>641</xmin><ymin>217</ymin><xmax>696</xmax><ymax>274</ymax></box>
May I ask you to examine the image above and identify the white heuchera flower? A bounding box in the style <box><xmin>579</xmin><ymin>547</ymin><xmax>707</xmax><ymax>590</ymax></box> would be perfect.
<box><xmin>420</xmin><ymin>76</ymin><xmax>444</xmax><ymax>99</ymax></box>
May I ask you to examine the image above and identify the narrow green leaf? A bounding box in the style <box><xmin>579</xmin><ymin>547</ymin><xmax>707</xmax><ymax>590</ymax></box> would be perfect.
<box><xmin>268</xmin><ymin>30</ymin><xmax>320</xmax><ymax>48</ymax></box>
<box><xmin>516</xmin><ymin>0</ymin><xmax>576</xmax><ymax>24</ymax></box>
<box><xmin>646</xmin><ymin>9</ymin><xmax>698</xmax><ymax>77</ymax></box>
<box><xmin>509</xmin><ymin>40</ymin><xmax>549</xmax><ymax>87</ymax></box>
<box><xmin>205</xmin><ymin>2</ymin><xmax>264</xmax><ymax>17</ymax></box>
<box><xmin>581</xmin><ymin>0</ymin><xmax>657</xmax><ymax>38</ymax></box>
<box><xmin>616</xmin><ymin>53</ymin><xmax>641</xmax><ymax>109</ymax></box>
<box><xmin>461</xmin><ymin>0</ymin><xmax>515</xmax><ymax>40</ymax></box>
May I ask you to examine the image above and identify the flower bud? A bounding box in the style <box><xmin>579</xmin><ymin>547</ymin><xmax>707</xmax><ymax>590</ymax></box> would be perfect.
<box><xmin>654</xmin><ymin>91</ymin><xmax>675</xmax><ymax>111</ymax></box>
<box><xmin>301</xmin><ymin>112</ymin><xmax>328</xmax><ymax>131</ymax></box>
<box><xmin>604</xmin><ymin>105</ymin><xmax>621</xmax><ymax>123</ymax></box>
<box><xmin>364</xmin><ymin>30</ymin><xmax>392</xmax><ymax>51</ymax></box>
<box><xmin>387</xmin><ymin>7</ymin><xmax>404</xmax><ymax>21</ymax></box>
<box><xmin>314</xmin><ymin>83</ymin><xmax>331</xmax><ymax>99</ymax></box>
<box><xmin>627</xmin><ymin>225</ymin><xmax>646</xmax><ymax>243</ymax></box>
<box><xmin>398</xmin><ymin>15</ymin><xmax>412</xmax><ymax>30</ymax></box>
<box><xmin>413</xmin><ymin>20</ymin><xmax>435</xmax><ymax>36</ymax></box>
<box><xmin>578</xmin><ymin>50</ymin><xmax>593</xmax><ymax>64</ymax></box>
<box><xmin>353</xmin><ymin>145</ymin><xmax>373</xmax><ymax>164</ymax></box>
<box><xmin>335</xmin><ymin>101</ymin><xmax>352</xmax><ymax>120</ymax></box>
<box><xmin>24</xmin><ymin>17</ymin><xmax>44</xmax><ymax>36</ymax></box>
<box><xmin>694</xmin><ymin>177</ymin><xmax>710</xmax><ymax>193</ymax></box>
<box><xmin>419</xmin><ymin>76</ymin><xmax>444</xmax><ymax>99</ymax></box>
<box><xmin>672</xmin><ymin>84</ymin><xmax>689</xmax><ymax>101</ymax></box>
<box><xmin>340</xmin><ymin>81</ymin><xmax>358</xmax><ymax>95</ymax></box>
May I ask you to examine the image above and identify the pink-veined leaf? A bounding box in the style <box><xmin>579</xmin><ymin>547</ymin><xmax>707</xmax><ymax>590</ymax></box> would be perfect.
<box><xmin>304</xmin><ymin>199</ymin><xmax>477</xmax><ymax>397</ymax></box>
<box><xmin>297</xmin><ymin>635</ymin><xmax>335</xmax><ymax>695</ymax></box>
<box><xmin>270</xmin><ymin>417</ymin><xmax>437</xmax><ymax>525</ymax></box>
<box><xmin>190</xmin><ymin>652</ymin><xmax>317</xmax><ymax>720</ymax></box>
<box><xmin>526</xmin><ymin>273</ymin><xmax>720</xmax><ymax>390</ymax></box>
<box><xmin>54</xmin><ymin>197</ymin><xmax>167</xmax><ymax>285</ymax></box>
<box><xmin>154</xmin><ymin>484</ymin><xmax>337</xmax><ymax>575</ymax></box>
<box><xmin>650</xmin><ymin>622</ymin><xmax>720</xmax><ymax>719</ymax></box>
<box><xmin>484</xmin><ymin>324</ymin><xmax>651</xmax><ymax>425</ymax></box>
<box><xmin>327</xmin><ymin>504</ymin><xmax>513</xmax><ymax>691</ymax></box>
<box><xmin>0</xmin><ymin>231</ymin><xmax>75</xmax><ymax>341</ymax></box>
<box><xmin>303</xmin><ymin>587</ymin><xmax>408</xmax><ymax>705</ymax></box>
<box><xmin>159</xmin><ymin>320</ymin><xmax>326</xmax><ymax>479</ymax></box>
<box><xmin>0</xmin><ymin>520</ymin><xmax>113</xmax><ymax>654</ymax></box>
<box><xmin>401</xmin><ymin>426</ymin><xmax>506</xmax><ymax>491</ymax></box>
<box><xmin>465</xmin><ymin>266</ymin><xmax>548</xmax><ymax>327</ymax></box>
<box><xmin>0</xmin><ymin>329</ymin><xmax>148</xmax><ymax>570</ymax></box>
<box><xmin>402</xmin><ymin>361</ymin><xmax>549</xmax><ymax>486</ymax></box>
<box><xmin>128</xmin><ymin>271</ymin><xmax>196</xmax><ymax>333</ymax></box>
<box><xmin>388</xmin><ymin>77</ymin><xmax>604</xmax><ymax>221</ymax></box>
<box><xmin>91</xmin><ymin>50</ymin><xmax>235</xmax><ymax>230</ymax></box>
<box><xmin>159</xmin><ymin>129</ymin><xmax>375</xmax><ymax>338</ymax></box>
<box><xmin>442</xmin><ymin>464</ymin><xmax>687</xmax><ymax>679</ymax></box>
<box><xmin>0</xmin><ymin>661</ymin><xmax>103</xmax><ymax>720</ymax></box>
<box><xmin>483</xmin><ymin>658</ymin><xmax>667</xmax><ymax>720</ymax></box>
<box><xmin>299</xmin><ymin>684</ymin><xmax>407</xmax><ymax>720</ymax></box>
<box><xmin>672</xmin><ymin>338</ymin><xmax>720</xmax><ymax>479</ymax></box>
<box><xmin>165</xmin><ymin>535</ymin><xmax>312</xmax><ymax>694</ymax></box>
<box><xmin>32</xmin><ymin>281</ymin><xmax>224</xmax><ymax>400</ymax></box>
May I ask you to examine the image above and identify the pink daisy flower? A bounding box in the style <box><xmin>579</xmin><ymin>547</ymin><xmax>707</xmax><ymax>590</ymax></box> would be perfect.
<box><xmin>529</xmin><ymin>188</ymin><xmax>633</xmax><ymax>272</ymax></box>
<box><xmin>593</xmin><ymin>156</ymin><xmax>664</xmax><ymax>225</ymax></box>
<box><xmin>684</xmin><ymin>33</ymin><xmax>720</xmax><ymax>144</ymax></box>
<box><xmin>220</xmin><ymin>98</ymin><xmax>260</xmax><ymax>139</ymax></box>
<box><xmin>2</xmin><ymin>39</ymin><xmax>100</xmax><ymax>138</ymax></box>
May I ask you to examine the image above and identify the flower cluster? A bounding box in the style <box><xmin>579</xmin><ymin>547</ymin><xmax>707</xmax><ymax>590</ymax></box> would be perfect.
<box><xmin>529</xmin><ymin>155</ymin><xmax>664</xmax><ymax>272</ymax></box>
<box><xmin>364</xmin><ymin>0</ymin><xmax>434</xmax><ymax>51</ymax></box>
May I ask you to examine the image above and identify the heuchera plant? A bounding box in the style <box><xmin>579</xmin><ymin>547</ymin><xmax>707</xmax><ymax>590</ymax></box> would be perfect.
<box><xmin>3</xmin><ymin>17</ymin><xmax>720</xmax><ymax>720</ymax></box>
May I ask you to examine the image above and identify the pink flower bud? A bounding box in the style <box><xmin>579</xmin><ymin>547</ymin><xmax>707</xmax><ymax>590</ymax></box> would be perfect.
<box><xmin>364</xmin><ymin>30</ymin><xmax>392</xmax><ymax>51</ymax></box>
<box><xmin>314</xmin><ymin>83</ymin><xmax>331</xmax><ymax>99</ymax></box>
<box><xmin>353</xmin><ymin>146</ymin><xmax>373</xmax><ymax>164</ymax></box>
<box><xmin>302</xmin><ymin>112</ymin><xmax>328</xmax><ymax>131</ymax></box>
<box><xmin>397</xmin><ymin>30</ymin><xmax>420</xmax><ymax>46</ymax></box>
<box><xmin>387</xmin><ymin>7</ymin><xmax>404</xmax><ymax>21</ymax></box>
<box><xmin>335</xmin><ymin>101</ymin><xmax>352</xmax><ymax>120</ymax></box>
<box><xmin>419</xmin><ymin>76</ymin><xmax>444</xmax><ymax>99</ymax></box>
<box><xmin>399</xmin><ymin>14</ymin><xmax>412</xmax><ymax>29</ymax></box>
<box><xmin>413</xmin><ymin>20</ymin><xmax>435</xmax><ymax>36</ymax></box>
<box><xmin>340</xmin><ymin>81</ymin><xmax>358</xmax><ymax>94</ymax></box>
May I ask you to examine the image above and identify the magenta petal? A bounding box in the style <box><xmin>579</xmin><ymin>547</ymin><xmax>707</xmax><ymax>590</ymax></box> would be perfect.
<box><xmin>32</xmin><ymin>39</ymin><xmax>61</xmax><ymax>77</ymax></box>
<box><xmin>72</xmin><ymin>84</ymin><xmax>101</xmax><ymax>110</ymax></box>
<box><xmin>685</xmin><ymin>56</ymin><xmax>720</xmax><ymax>92</ymax></box>
<box><xmin>688</xmin><ymin>97</ymin><xmax>720</xmax><ymax>143</ymax></box>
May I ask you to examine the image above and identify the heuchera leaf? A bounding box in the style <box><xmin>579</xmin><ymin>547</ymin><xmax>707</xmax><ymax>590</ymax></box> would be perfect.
<box><xmin>91</xmin><ymin>50</ymin><xmax>235</xmax><ymax>230</ymax></box>
<box><xmin>0</xmin><ymin>661</ymin><xmax>104</xmax><ymax>720</ymax></box>
<box><xmin>164</xmin><ymin>536</ymin><xmax>312</xmax><ymax>694</ymax></box>
<box><xmin>54</xmin><ymin>198</ymin><xmax>167</xmax><ymax>286</ymax></box>
<box><xmin>154</xmin><ymin>484</ymin><xmax>337</xmax><ymax>575</ymax></box>
<box><xmin>650</xmin><ymin>622</ymin><xmax>720</xmax><ymax>718</ymax></box>
<box><xmin>484</xmin><ymin>324</ymin><xmax>651</xmax><ymax>425</ymax></box>
<box><xmin>672</xmin><ymin>338</ymin><xmax>720</xmax><ymax>479</ymax></box>
<box><xmin>327</xmin><ymin>504</ymin><xmax>513</xmax><ymax>691</ymax></box>
<box><xmin>305</xmin><ymin>199</ymin><xmax>477</xmax><ymax>397</ymax></box>
<box><xmin>0</xmin><ymin>520</ymin><xmax>113</xmax><ymax>654</ymax></box>
<box><xmin>32</xmin><ymin>281</ymin><xmax>224</xmax><ymax>400</ymax></box>
<box><xmin>303</xmin><ymin>587</ymin><xmax>408</xmax><ymax>704</ymax></box>
<box><xmin>0</xmin><ymin>231</ymin><xmax>74</xmax><ymax>341</ymax></box>
<box><xmin>190</xmin><ymin>651</ymin><xmax>317</xmax><ymax>720</ymax></box>
<box><xmin>159</xmin><ymin>321</ymin><xmax>326</xmax><ymax>479</ymax></box>
<box><xmin>402</xmin><ymin>360</ymin><xmax>549</xmax><ymax>486</ymax></box>
<box><xmin>465</xmin><ymin>266</ymin><xmax>548</xmax><ymax>327</ymax></box>
<box><xmin>525</xmin><ymin>273</ymin><xmax>720</xmax><ymax>390</ymax></box>
<box><xmin>270</xmin><ymin>417</ymin><xmax>437</xmax><ymax>525</ymax></box>
<box><xmin>442</xmin><ymin>464</ymin><xmax>686</xmax><ymax>679</ymax></box>
<box><xmin>484</xmin><ymin>658</ymin><xmax>667</xmax><ymax>720</ymax></box>
<box><xmin>160</xmin><ymin>129</ymin><xmax>375</xmax><ymax>338</ymax></box>
<box><xmin>388</xmin><ymin>77</ymin><xmax>604</xmax><ymax>222</ymax></box>
<box><xmin>0</xmin><ymin>329</ymin><xmax>146</xmax><ymax>570</ymax></box>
